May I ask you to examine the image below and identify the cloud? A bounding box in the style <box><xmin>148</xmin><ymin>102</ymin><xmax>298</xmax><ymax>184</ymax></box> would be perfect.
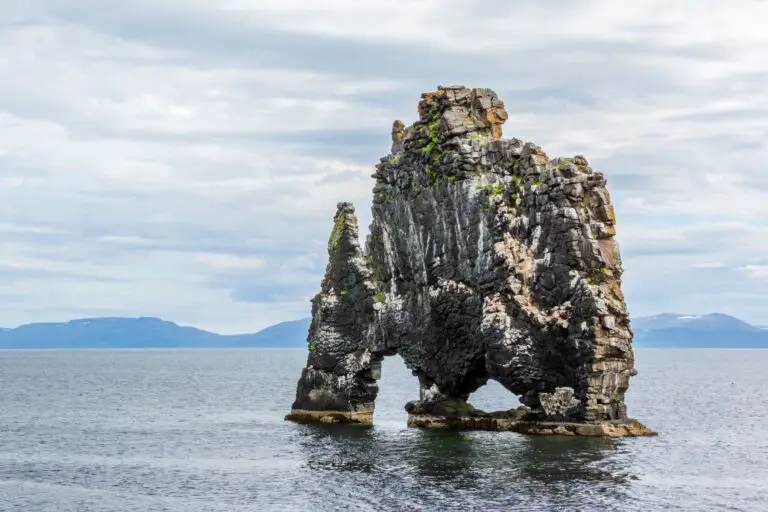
<box><xmin>1</xmin><ymin>0</ymin><xmax>767</xmax><ymax>331</ymax></box>
<box><xmin>741</xmin><ymin>265</ymin><xmax>768</xmax><ymax>279</ymax></box>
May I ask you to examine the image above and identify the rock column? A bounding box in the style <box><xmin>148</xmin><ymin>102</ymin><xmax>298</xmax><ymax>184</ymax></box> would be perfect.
<box><xmin>285</xmin><ymin>203</ymin><xmax>380</xmax><ymax>424</ymax></box>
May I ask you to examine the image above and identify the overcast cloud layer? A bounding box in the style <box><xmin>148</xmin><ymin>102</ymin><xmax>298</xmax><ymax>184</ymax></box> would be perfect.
<box><xmin>1</xmin><ymin>0</ymin><xmax>767</xmax><ymax>333</ymax></box>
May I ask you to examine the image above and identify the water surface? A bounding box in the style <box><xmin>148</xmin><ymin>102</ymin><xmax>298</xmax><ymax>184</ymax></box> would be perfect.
<box><xmin>1</xmin><ymin>349</ymin><xmax>766</xmax><ymax>511</ymax></box>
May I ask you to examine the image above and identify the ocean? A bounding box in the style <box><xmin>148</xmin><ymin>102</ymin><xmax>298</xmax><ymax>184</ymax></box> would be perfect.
<box><xmin>0</xmin><ymin>349</ymin><xmax>766</xmax><ymax>511</ymax></box>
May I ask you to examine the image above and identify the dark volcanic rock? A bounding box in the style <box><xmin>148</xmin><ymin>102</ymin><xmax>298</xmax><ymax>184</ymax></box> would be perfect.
<box><xmin>286</xmin><ymin>203</ymin><xmax>381</xmax><ymax>424</ymax></box>
<box><xmin>286</xmin><ymin>86</ymin><xmax>653</xmax><ymax>436</ymax></box>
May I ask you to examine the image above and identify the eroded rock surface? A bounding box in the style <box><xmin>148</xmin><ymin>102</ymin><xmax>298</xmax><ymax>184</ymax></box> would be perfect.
<box><xmin>285</xmin><ymin>203</ymin><xmax>381</xmax><ymax>425</ymax></box>
<box><xmin>286</xmin><ymin>86</ymin><xmax>653</xmax><ymax>436</ymax></box>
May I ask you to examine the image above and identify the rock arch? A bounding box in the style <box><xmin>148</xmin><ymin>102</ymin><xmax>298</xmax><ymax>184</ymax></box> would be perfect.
<box><xmin>286</xmin><ymin>86</ymin><xmax>654</xmax><ymax>437</ymax></box>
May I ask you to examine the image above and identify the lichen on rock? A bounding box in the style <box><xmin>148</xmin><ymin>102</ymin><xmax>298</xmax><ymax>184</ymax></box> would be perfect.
<box><xmin>286</xmin><ymin>86</ymin><xmax>654</xmax><ymax>437</ymax></box>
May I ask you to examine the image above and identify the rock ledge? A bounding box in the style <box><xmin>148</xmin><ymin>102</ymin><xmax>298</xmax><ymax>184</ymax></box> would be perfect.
<box><xmin>407</xmin><ymin>415</ymin><xmax>656</xmax><ymax>437</ymax></box>
<box><xmin>284</xmin><ymin>409</ymin><xmax>373</xmax><ymax>425</ymax></box>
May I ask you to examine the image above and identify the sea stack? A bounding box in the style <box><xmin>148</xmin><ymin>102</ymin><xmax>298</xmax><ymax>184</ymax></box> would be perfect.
<box><xmin>286</xmin><ymin>86</ymin><xmax>655</xmax><ymax>437</ymax></box>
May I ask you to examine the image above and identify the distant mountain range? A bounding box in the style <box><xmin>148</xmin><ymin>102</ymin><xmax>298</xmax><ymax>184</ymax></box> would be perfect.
<box><xmin>0</xmin><ymin>317</ymin><xmax>311</xmax><ymax>349</ymax></box>
<box><xmin>0</xmin><ymin>313</ymin><xmax>766</xmax><ymax>349</ymax></box>
<box><xmin>631</xmin><ymin>313</ymin><xmax>768</xmax><ymax>348</ymax></box>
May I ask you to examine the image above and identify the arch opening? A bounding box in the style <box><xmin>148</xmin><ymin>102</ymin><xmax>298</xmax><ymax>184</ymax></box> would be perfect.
<box><xmin>467</xmin><ymin>379</ymin><xmax>525</xmax><ymax>415</ymax></box>
<box><xmin>373</xmin><ymin>354</ymin><xmax>420</xmax><ymax>428</ymax></box>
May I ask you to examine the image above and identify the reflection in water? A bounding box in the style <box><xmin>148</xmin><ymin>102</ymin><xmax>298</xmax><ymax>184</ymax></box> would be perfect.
<box><xmin>514</xmin><ymin>436</ymin><xmax>630</xmax><ymax>483</ymax></box>
<box><xmin>506</xmin><ymin>435</ymin><xmax>636</xmax><ymax>505</ymax></box>
<box><xmin>295</xmin><ymin>422</ymin><xmax>635</xmax><ymax>509</ymax></box>
<box><xmin>297</xmin><ymin>424</ymin><xmax>380</xmax><ymax>474</ymax></box>
<box><xmin>408</xmin><ymin>430</ymin><xmax>479</xmax><ymax>483</ymax></box>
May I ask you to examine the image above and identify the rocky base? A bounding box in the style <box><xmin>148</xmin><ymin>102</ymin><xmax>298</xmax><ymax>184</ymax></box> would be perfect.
<box><xmin>284</xmin><ymin>409</ymin><xmax>373</xmax><ymax>425</ymax></box>
<box><xmin>287</xmin><ymin>400</ymin><xmax>656</xmax><ymax>437</ymax></box>
<box><xmin>407</xmin><ymin>414</ymin><xmax>656</xmax><ymax>437</ymax></box>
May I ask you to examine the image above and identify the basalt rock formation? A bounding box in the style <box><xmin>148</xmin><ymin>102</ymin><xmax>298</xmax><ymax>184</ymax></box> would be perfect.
<box><xmin>286</xmin><ymin>86</ymin><xmax>654</xmax><ymax>437</ymax></box>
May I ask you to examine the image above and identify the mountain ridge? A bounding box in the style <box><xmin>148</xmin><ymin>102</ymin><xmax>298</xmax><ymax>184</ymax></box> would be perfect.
<box><xmin>0</xmin><ymin>313</ymin><xmax>766</xmax><ymax>349</ymax></box>
<box><xmin>631</xmin><ymin>313</ymin><xmax>768</xmax><ymax>348</ymax></box>
<box><xmin>631</xmin><ymin>312</ymin><xmax>760</xmax><ymax>332</ymax></box>
<box><xmin>0</xmin><ymin>317</ymin><xmax>311</xmax><ymax>349</ymax></box>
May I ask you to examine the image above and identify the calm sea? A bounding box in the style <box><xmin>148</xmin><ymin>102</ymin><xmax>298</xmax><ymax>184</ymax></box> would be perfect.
<box><xmin>0</xmin><ymin>349</ymin><xmax>766</xmax><ymax>511</ymax></box>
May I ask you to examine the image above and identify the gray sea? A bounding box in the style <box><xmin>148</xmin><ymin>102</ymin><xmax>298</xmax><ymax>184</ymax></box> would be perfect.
<box><xmin>0</xmin><ymin>349</ymin><xmax>766</xmax><ymax>512</ymax></box>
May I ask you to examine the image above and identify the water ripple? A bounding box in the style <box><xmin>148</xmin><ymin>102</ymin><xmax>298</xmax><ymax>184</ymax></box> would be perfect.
<box><xmin>0</xmin><ymin>349</ymin><xmax>766</xmax><ymax>511</ymax></box>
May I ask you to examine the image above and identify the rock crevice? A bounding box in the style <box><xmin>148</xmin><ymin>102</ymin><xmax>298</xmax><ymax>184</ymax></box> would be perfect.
<box><xmin>286</xmin><ymin>86</ymin><xmax>653</xmax><ymax>437</ymax></box>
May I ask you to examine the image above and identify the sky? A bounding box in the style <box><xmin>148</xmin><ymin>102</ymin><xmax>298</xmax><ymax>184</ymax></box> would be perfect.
<box><xmin>1</xmin><ymin>1</ymin><xmax>767</xmax><ymax>333</ymax></box>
